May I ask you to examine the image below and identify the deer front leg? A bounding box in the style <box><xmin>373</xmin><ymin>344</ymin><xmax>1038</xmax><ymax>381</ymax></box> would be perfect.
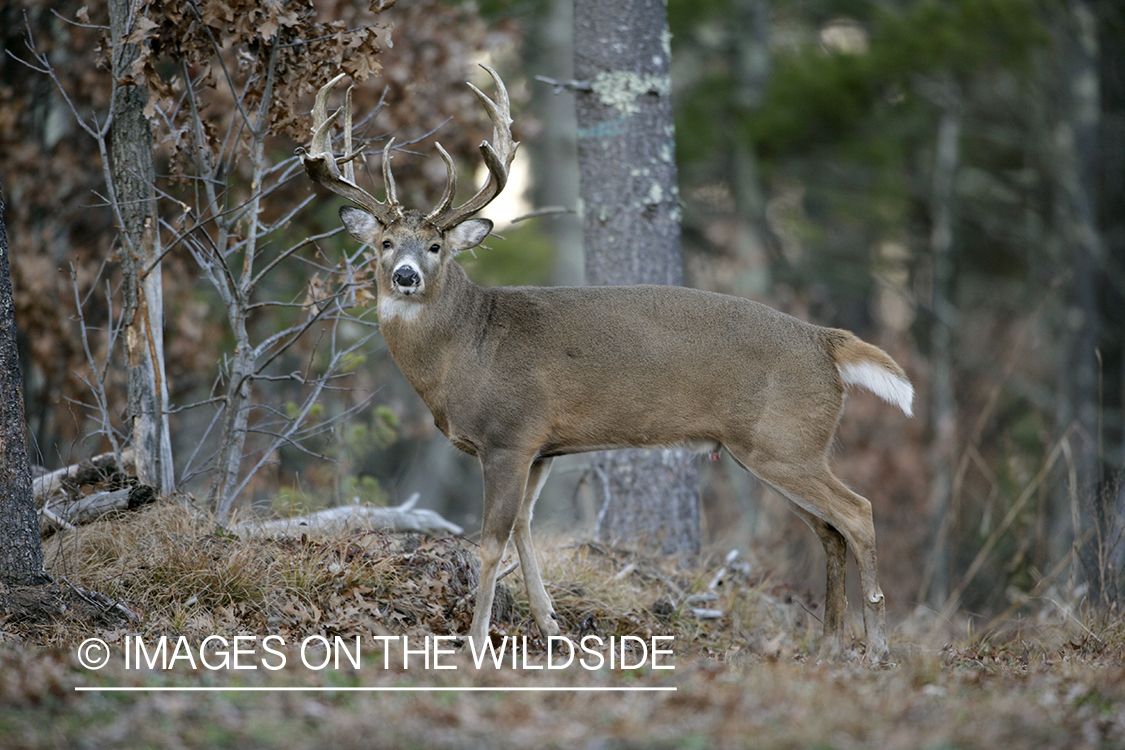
<box><xmin>467</xmin><ymin>449</ymin><xmax>533</xmax><ymax>648</ymax></box>
<box><xmin>815</xmin><ymin>522</ymin><xmax>849</xmax><ymax>659</ymax></box>
<box><xmin>790</xmin><ymin>506</ymin><xmax>848</xmax><ymax>660</ymax></box>
<box><xmin>512</xmin><ymin>457</ymin><xmax>559</xmax><ymax>641</ymax></box>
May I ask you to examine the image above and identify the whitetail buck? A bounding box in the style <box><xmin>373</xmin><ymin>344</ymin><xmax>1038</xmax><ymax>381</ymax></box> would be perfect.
<box><xmin>300</xmin><ymin>66</ymin><xmax>913</xmax><ymax>662</ymax></box>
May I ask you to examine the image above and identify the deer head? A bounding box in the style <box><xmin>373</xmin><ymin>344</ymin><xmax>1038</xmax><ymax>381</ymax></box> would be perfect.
<box><xmin>299</xmin><ymin>65</ymin><xmax>517</xmax><ymax>319</ymax></box>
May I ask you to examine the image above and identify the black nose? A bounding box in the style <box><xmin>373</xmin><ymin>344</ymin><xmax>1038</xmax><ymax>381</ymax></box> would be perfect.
<box><xmin>393</xmin><ymin>267</ymin><xmax>421</xmax><ymax>287</ymax></box>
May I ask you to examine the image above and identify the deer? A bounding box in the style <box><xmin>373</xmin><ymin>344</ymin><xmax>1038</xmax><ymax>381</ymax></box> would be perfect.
<box><xmin>299</xmin><ymin>65</ymin><xmax>913</xmax><ymax>663</ymax></box>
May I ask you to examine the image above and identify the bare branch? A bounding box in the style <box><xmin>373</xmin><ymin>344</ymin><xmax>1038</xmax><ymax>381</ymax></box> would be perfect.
<box><xmin>535</xmin><ymin>75</ymin><xmax>594</xmax><ymax>93</ymax></box>
<box><xmin>49</xmin><ymin>7</ymin><xmax>109</xmax><ymax>31</ymax></box>
<box><xmin>9</xmin><ymin>18</ymin><xmax>114</xmax><ymax>140</ymax></box>
<box><xmin>511</xmin><ymin>205</ymin><xmax>577</xmax><ymax>223</ymax></box>
<box><xmin>246</xmin><ymin>220</ymin><xmax>336</xmax><ymax>295</ymax></box>
<box><xmin>68</xmin><ymin>267</ymin><xmax>126</xmax><ymax>459</ymax></box>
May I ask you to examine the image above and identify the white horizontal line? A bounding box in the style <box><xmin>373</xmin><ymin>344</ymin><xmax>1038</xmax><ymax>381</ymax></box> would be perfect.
<box><xmin>75</xmin><ymin>686</ymin><xmax>677</xmax><ymax>693</ymax></box>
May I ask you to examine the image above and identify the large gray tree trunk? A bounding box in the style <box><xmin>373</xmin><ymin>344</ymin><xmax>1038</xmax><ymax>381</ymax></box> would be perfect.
<box><xmin>574</xmin><ymin>0</ymin><xmax>700</xmax><ymax>555</ymax></box>
<box><xmin>109</xmin><ymin>0</ymin><xmax>174</xmax><ymax>494</ymax></box>
<box><xmin>0</xmin><ymin>180</ymin><xmax>48</xmax><ymax>587</ymax></box>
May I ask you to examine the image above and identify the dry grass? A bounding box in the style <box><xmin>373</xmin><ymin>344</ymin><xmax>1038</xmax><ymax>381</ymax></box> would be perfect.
<box><xmin>2</xmin><ymin>500</ymin><xmax>1124</xmax><ymax>749</ymax></box>
<box><xmin>21</xmin><ymin>502</ymin><xmax>814</xmax><ymax>657</ymax></box>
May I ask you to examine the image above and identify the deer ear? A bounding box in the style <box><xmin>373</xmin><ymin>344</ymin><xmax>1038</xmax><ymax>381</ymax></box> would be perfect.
<box><xmin>446</xmin><ymin>218</ymin><xmax>493</xmax><ymax>254</ymax></box>
<box><xmin>340</xmin><ymin>206</ymin><xmax>384</xmax><ymax>245</ymax></box>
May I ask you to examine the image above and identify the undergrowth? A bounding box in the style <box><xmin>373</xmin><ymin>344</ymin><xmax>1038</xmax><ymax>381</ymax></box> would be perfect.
<box><xmin>14</xmin><ymin>500</ymin><xmax>815</xmax><ymax>658</ymax></box>
<box><xmin>5</xmin><ymin>499</ymin><xmax>1122</xmax><ymax>668</ymax></box>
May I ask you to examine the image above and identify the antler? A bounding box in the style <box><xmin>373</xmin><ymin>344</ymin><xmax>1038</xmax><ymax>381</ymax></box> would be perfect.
<box><xmin>425</xmin><ymin>64</ymin><xmax>519</xmax><ymax>230</ymax></box>
<box><xmin>299</xmin><ymin>74</ymin><xmax>404</xmax><ymax>225</ymax></box>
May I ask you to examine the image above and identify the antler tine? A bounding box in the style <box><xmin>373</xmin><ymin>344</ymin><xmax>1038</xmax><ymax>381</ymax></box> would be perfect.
<box><xmin>300</xmin><ymin>74</ymin><xmax>403</xmax><ymax>225</ymax></box>
<box><xmin>381</xmin><ymin>136</ymin><xmax>399</xmax><ymax>209</ymax></box>
<box><xmin>430</xmin><ymin>64</ymin><xmax>519</xmax><ymax>230</ymax></box>
<box><xmin>306</xmin><ymin>73</ymin><xmax>346</xmax><ymax>163</ymax></box>
<box><xmin>342</xmin><ymin>85</ymin><xmax>355</xmax><ymax>185</ymax></box>
<box><xmin>424</xmin><ymin>143</ymin><xmax>458</xmax><ymax>222</ymax></box>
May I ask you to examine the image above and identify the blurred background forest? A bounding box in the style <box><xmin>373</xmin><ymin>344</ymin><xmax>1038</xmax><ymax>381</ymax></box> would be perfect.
<box><xmin>1</xmin><ymin>0</ymin><xmax>1122</xmax><ymax>630</ymax></box>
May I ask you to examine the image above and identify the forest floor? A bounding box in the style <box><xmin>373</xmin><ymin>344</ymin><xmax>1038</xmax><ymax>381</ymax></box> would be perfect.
<box><xmin>1</xmin><ymin>501</ymin><xmax>1122</xmax><ymax>749</ymax></box>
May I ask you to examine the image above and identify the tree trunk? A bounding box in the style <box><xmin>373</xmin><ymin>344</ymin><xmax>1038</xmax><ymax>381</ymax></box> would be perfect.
<box><xmin>109</xmin><ymin>0</ymin><xmax>174</xmax><ymax>494</ymax></box>
<box><xmin>1093</xmin><ymin>0</ymin><xmax>1125</xmax><ymax>605</ymax></box>
<box><xmin>528</xmin><ymin>0</ymin><xmax>583</xmax><ymax>285</ymax></box>
<box><xmin>1051</xmin><ymin>0</ymin><xmax>1106</xmax><ymax>599</ymax></box>
<box><xmin>923</xmin><ymin>81</ymin><xmax>961</xmax><ymax>609</ymax></box>
<box><xmin>574</xmin><ymin>0</ymin><xmax>700</xmax><ymax>556</ymax></box>
<box><xmin>730</xmin><ymin>0</ymin><xmax>774</xmax><ymax>290</ymax></box>
<box><xmin>0</xmin><ymin>180</ymin><xmax>48</xmax><ymax>587</ymax></box>
<box><xmin>210</xmin><ymin>351</ymin><xmax>253</xmax><ymax>518</ymax></box>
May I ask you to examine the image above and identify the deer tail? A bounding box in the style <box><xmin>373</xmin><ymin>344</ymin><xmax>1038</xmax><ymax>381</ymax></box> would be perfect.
<box><xmin>823</xmin><ymin>329</ymin><xmax>914</xmax><ymax>417</ymax></box>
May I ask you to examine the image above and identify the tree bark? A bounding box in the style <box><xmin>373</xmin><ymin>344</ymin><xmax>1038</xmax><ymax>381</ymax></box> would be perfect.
<box><xmin>109</xmin><ymin>0</ymin><xmax>174</xmax><ymax>494</ymax></box>
<box><xmin>574</xmin><ymin>0</ymin><xmax>700</xmax><ymax>556</ymax></box>
<box><xmin>0</xmin><ymin>180</ymin><xmax>48</xmax><ymax>587</ymax></box>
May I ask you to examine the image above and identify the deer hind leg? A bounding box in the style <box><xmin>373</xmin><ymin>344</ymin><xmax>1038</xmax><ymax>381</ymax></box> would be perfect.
<box><xmin>787</xmin><ymin>505</ymin><xmax>849</xmax><ymax>659</ymax></box>
<box><xmin>727</xmin><ymin>446</ymin><xmax>889</xmax><ymax>662</ymax></box>
<box><xmin>468</xmin><ymin>449</ymin><xmax>534</xmax><ymax>647</ymax></box>
<box><xmin>776</xmin><ymin>470</ymin><xmax>887</xmax><ymax>662</ymax></box>
<box><xmin>512</xmin><ymin>457</ymin><xmax>560</xmax><ymax>641</ymax></box>
<box><xmin>817</xmin><ymin>474</ymin><xmax>889</xmax><ymax>662</ymax></box>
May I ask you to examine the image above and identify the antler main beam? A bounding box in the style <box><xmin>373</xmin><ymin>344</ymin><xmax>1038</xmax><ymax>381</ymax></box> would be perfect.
<box><xmin>301</xmin><ymin>64</ymin><xmax>516</xmax><ymax>230</ymax></box>
<box><xmin>426</xmin><ymin>64</ymin><xmax>519</xmax><ymax>230</ymax></box>
<box><xmin>299</xmin><ymin>74</ymin><xmax>404</xmax><ymax>226</ymax></box>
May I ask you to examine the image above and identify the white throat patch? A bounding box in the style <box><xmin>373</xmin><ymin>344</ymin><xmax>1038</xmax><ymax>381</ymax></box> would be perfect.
<box><xmin>378</xmin><ymin>295</ymin><xmax>422</xmax><ymax>323</ymax></box>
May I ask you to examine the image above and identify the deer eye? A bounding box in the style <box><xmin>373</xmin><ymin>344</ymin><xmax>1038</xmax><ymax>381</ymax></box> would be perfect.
<box><xmin>381</xmin><ymin>240</ymin><xmax>392</xmax><ymax>250</ymax></box>
<box><xmin>428</xmin><ymin>243</ymin><xmax>441</xmax><ymax>254</ymax></box>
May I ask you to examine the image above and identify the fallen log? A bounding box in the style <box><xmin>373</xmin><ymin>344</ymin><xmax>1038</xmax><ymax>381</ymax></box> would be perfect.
<box><xmin>34</xmin><ymin>449</ymin><xmax>135</xmax><ymax>508</ymax></box>
<box><xmin>38</xmin><ymin>484</ymin><xmax>158</xmax><ymax>536</ymax></box>
<box><xmin>233</xmin><ymin>493</ymin><xmax>463</xmax><ymax>538</ymax></box>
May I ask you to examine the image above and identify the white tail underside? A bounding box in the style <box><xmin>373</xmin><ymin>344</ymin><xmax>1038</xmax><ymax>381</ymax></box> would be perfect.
<box><xmin>837</xmin><ymin>361</ymin><xmax>915</xmax><ymax>417</ymax></box>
